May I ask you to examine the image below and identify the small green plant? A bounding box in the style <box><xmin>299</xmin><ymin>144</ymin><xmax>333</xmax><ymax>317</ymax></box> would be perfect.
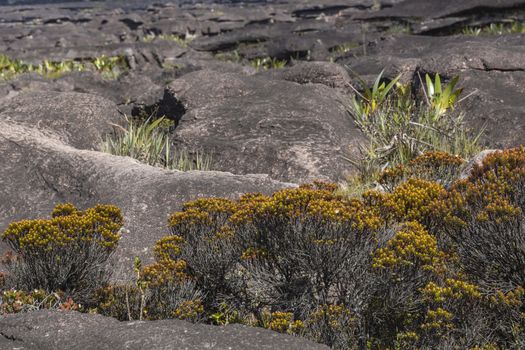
<box><xmin>385</xmin><ymin>23</ymin><xmax>411</xmax><ymax>34</ymax></box>
<box><xmin>250</xmin><ymin>57</ymin><xmax>287</xmax><ymax>71</ymax></box>
<box><xmin>424</xmin><ymin>73</ymin><xmax>463</xmax><ymax>117</ymax></box>
<box><xmin>0</xmin><ymin>54</ymin><xmax>128</xmax><ymax>80</ymax></box>
<box><xmin>215</xmin><ymin>50</ymin><xmax>242</xmax><ymax>63</ymax></box>
<box><xmin>101</xmin><ymin>115</ymin><xmax>212</xmax><ymax>171</ymax></box>
<box><xmin>142</xmin><ymin>33</ymin><xmax>193</xmax><ymax>47</ymax></box>
<box><xmin>91</xmin><ymin>55</ymin><xmax>128</xmax><ymax>79</ymax></box>
<box><xmin>1</xmin><ymin>289</ymin><xmax>81</xmax><ymax>314</ymax></box>
<box><xmin>330</xmin><ymin>42</ymin><xmax>359</xmax><ymax>56</ymax></box>
<box><xmin>463</xmin><ymin>21</ymin><xmax>525</xmax><ymax>35</ymax></box>
<box><xmin>349</xmin><ymin>69</ymin><xmax>401</xmax><ymax>116</ymax></box>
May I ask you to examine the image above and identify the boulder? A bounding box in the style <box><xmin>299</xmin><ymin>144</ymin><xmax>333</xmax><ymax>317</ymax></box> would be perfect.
<box><xmin>0</xmin><ymin>310</ymin><xmax>329</xmax><ymax>350</ymax></box>
<box><xmin>278</xmin><ymin>61</ymin><xmax>352</xmax><ymax>89</ymax></box>
<box><xmin>159</xmin><ymin>69</ymin><xmax>364</xmax><ymax>183</ymax></box>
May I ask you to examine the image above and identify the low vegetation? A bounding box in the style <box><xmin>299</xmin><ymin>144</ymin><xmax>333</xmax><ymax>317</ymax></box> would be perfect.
<box><xmin>343</xmin><ymin>70</ymin><xmax>482</xmax><ymax>196</ymax></box>
<box><xmin>463</xmin><ymin>21</ymin><xmax>525</xmax><ymax>35</ymax></box>
<box><xmin>2</xmin><ymin>204</ymin><xmax>123</xmax><ymax>305</ymax></box>
<box><xmin>250</xmin><ymin>57</ymin><xmax>288</xmax><ymax>71</ymax></box>
<box><xmin>3</xmin><ymin>148</ymin><xmax>525</xmax><ymax>349</ymax></box>
<box><xmin>101</xmin><ymin>115</ymin><xmax>212</xmax><ymax>171</ymax></box>
<box><xmin>142</xmin><ymin>32</ymin><xmax>194</xmax><ymax>47</ymax></box>
<box><xmin>0</xmin><ymin>54</ymin><xmax>129</xmax><ymax>80</ymax></box>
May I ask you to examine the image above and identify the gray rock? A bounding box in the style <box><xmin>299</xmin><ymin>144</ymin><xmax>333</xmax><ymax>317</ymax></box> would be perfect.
<box><xmin>279</xmin><ymin>61</ymin><xmax>352</xmax><ymax>89</ymax></box>
<box><xmin>0</xmin><ymin>310</ymin><xmax>329</xmax><ymax>350</ymax></box>
<box><xmin>360</xmin><ymin>0</ymin><xmax>525</xmax><ymax>20</ymax></box>
<box><xmin>158</xmin><ymin>69</ymin><xmax>364</xmax><ymax>182</ymax></box>
<box><xmin>459</xmin><ymin>149</ymin><xmax>499</xmax><ymax>180</ymax></box>
<box><xmin>0</xmin><ymin>91</ymin><xmax>122</xmax><ymax>150</ymax></box>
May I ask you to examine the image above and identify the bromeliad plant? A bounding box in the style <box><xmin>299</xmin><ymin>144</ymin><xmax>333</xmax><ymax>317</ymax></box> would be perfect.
<box><xmin>345</xmin><ymin>70</ymin><xmax>482</xmax><ymax>187</ymax></box>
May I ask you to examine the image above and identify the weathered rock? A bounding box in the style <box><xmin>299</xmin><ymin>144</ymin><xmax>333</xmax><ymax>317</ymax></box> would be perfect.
<box><xmin>0</xmin><ymin>91</ymin><xmax>122</xmax><ymax>150</ymax></box>
<box><xmin>459</xmin><ymin>149</ymin><xmax>499</xmax><ymax>180</ymax></box>
<box><xmin>0</xmin><ymin>119</ymin><xmax>292</xmax><ymax>279</ymax></box>
<box><xmin>159</xmin><ymin>69</ymin><xmax>364</xmax><ymax>182</ymax></box>
<box><xmin>360</xmin><ymin>0</ymin><xmax>525</xmax><ymax>20</ymax></box>
<box><xmin>278</xmin><ymin>61</ymin><xmax>352</xmax><ymax>89</ymax></box>
<box><xmin>0</xmin><ymin>310</ymin><xmax>329</xmax><ymax>350</ymax></box>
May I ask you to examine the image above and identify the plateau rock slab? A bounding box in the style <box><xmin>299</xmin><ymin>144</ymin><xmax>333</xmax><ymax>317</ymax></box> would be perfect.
<box><xmin>0</xmin><ymin>91</ymin><xmax>122</xmax><ymax>150</ymax></box>
<box><xmin>0</xmin><ymin>310</ymin><xmax>329</xmax><ymax>350</ymax></box>
<box><xmin>159</xmin><ymin>69</ymin><xmax>364</xmax><ymax>182</ymax></box>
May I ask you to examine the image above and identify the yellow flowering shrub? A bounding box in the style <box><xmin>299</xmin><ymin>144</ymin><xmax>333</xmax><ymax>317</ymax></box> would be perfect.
<box><xmin>262</xmin><ymin>311</ymin><xmax>305</xmax><ymax>335</ymax></box>
<box><xmin>173</xmin><ymin>299</ymin><xmax>204</xmax><ymax>321</ymax></box>
<box><xmin>379</xmin><ymin>151</ymin><xmax>464</xmax><ymax>191</ymax></box>
<box><xmin>364</xmin><ymin>178</ymin><xmax>447</xmax><ymax>227</ymax></box>
<box><xmin>2</xmin><ymin>204</ymin><xmax>123</xmax><ymax>305</ymax></box>
<box><xmin>373</xmin><ymin>221</ymin><xmax>444</xmax><ymax>273</ymax></box>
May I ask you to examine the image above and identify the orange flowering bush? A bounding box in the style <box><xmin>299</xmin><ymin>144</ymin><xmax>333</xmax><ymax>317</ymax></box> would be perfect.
<box><xmin>2</xmin><ymin>204</ymin><xmax>123</xmax><ymax>305</ymax></box>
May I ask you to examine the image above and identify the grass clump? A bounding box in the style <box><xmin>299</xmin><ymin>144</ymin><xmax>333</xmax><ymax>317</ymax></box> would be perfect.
<box><xmin>142</xmin><ymin>33</ymin><xmax>194</xmax><ymax>47</ymax></box>
<box><xmin>101</xmin><ymin>115</ymin><xmax>212</xmax><ymax>171</ymax></box>
<box><xmin>343</xmin><ymin>69</ymin><xmax>482</xmax><ymax>195</ymax></box>
<box><xmin>250</xmin><ymin>57</ymin><xmax>288</xmax><ymax>71</ymax></box>
<box><xmin>463</xmin><ymin>21</ymin><xmax>525</xmax><ymax>36</ymax></box>
<box><xmin>0</xmin><ymin>54</ymin><xmax>128</xmax><ymax>80</ymax></box>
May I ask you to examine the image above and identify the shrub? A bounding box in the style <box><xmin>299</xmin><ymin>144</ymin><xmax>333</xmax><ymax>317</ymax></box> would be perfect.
<box><xmin>232</xmin><ymin>185</ymin><xmax>382</xmax><ymax>319</ymax></box>
<box><xmin>167</xmin><ymin>198</ymin><xmax>241</xmax><ymax>310</ymax></box>
<box><xmin>150</xmin><ymin>171</ymin><xmax>525</xmax><ymax>348</ymax></box>
<box><xmin>101</xmin><ymin>115</ymin><xmax>212</xmax><ymax>171</ymax></box>
<box><xmin>441</xmin><ymin>148</ymin><xmax>525</xmax><ymax>292</ymax></box>
<box><xmin>2</xmin><ymin>203</ymin><xmax>123</xmax><ymax>305</ymax></box>
<box><xmin>378</xmin><ymin>151</ymin><xmax>465</xmax><ymax>192</ymax></box>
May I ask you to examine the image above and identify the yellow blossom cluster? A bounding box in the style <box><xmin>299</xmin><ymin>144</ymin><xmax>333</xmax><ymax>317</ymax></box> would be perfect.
<box><xmin>2</xmin><ymin>204</ymin><xmax>123</xmax><ymax>251</ymax></box>
<box><xmin>373</xmin><ymin>221</ymin><xmax>443</xmax><ymax>270</ymax></box>
<box><xmin>266</xmin><ymin>311</ymin><xmax>305</xmax><ymax>334</ymax></box>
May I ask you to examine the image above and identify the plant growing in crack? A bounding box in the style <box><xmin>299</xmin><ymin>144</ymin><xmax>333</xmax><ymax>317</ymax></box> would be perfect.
<box><xmin>342</xmin><ymin>69</ymin><xmax>483</xmax><ymax>196</ymax></box>
<box><xmin>101</xmin><ymin>114</ymin><xmax>212</xmax><ymax>171</ymax></box>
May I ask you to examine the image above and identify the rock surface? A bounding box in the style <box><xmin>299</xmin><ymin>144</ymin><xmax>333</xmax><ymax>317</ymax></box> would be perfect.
<box><xmin>158</xmin><ymin>69</ymin><xmax>364</xmax><ymax>182</ymax></box>
<box><xmin>0</xmin><ymin>310</ymin><xmax>329</xmax><ymax>350</ymax></box>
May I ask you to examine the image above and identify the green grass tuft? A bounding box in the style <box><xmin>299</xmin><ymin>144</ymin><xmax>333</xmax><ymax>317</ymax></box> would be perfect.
<box><xmin>463</xmin><ymin>21</ymin><xmax>525</xmax><ymax>36</ymax></box>
<box><xmin>101</xmin><ymin>115</ymin><xmax>212</xmax><ymax>172</ymax></box>
<box><xmin>0</xmin><ymin>54</ymin><xmax>128</xmax><ymax>80</ymax></box>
